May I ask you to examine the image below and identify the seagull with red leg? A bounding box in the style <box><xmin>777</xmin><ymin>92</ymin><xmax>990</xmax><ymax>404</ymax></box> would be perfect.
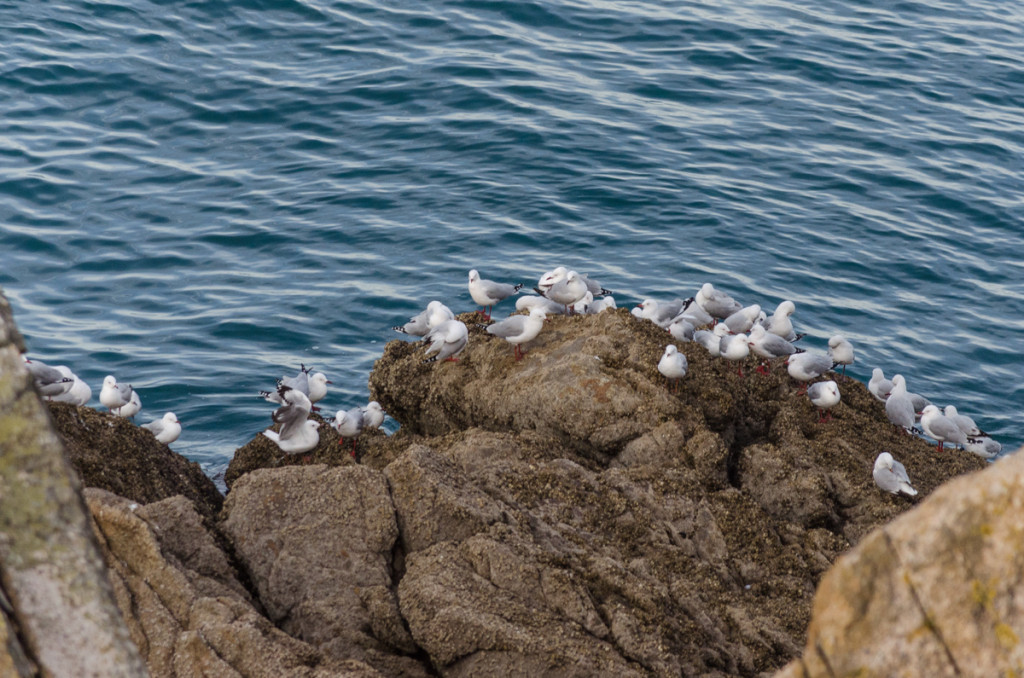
<box><xmin>807</xmin><ymin>380</ymin><xmax>840</xmax><ymax>422</ymax></box>
<box><xmin>786</xmin><ymin>352</ymin><xmax>835</xmax><ymax>394</ymax></box>
<box><xmin>920</xmin><ymin>405</ymin><xmax>967</xmax><ymax>453</ymax></box>
<box><xmin>330</xmin><ymin>407</ymin><xmax>364</xmax><ymax>459</ymax></box>
<box><xmin>719</xmin><ymin>331</ymin><xmax>750</xmax><ymax>376</ymax></box>
<box><xmin>747</xmin><ymin>324</ymin><xmax>802</xmax><ymax>374</ymax></box>
<box><xmin>423</xmin><ymin>319</ymin><xmax>469</xmax><ymax>363</ymax></box>
<box><xmin>262</xmin><ymin>384</ymin><xmax>321</xmax><ymax>459</ymax></box>
<box><xmin>658</xmin><ymin>344</ymin><xmax>688</xmax><ymax>393</ymax></box>
<box><xmin>483</xmin><ymin>307</ymin><xmax>547</xmax><ymax>361</ymax></box>
<box><xmin>468</xmin><ymin>269</ymin><xmax>523</xmax><ymax>320</ymax></box>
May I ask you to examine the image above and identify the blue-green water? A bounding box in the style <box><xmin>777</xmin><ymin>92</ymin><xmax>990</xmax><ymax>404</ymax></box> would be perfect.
<box><xmin>2</xmin><ymin>0</ymin><xmax>1022</xmax><ymax>482</ymax></box>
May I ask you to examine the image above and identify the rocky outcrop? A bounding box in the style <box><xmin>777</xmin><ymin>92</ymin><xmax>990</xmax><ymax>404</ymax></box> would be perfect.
<box><xmin>774</xmin><ymin>445</ymin><xmax>1024</xmax><ymax>678</ymax></box>
<box><xmin>0</xmin><ymin>290</ymin><xmax>147</xmax><ymax>676</ymax></box>
<box><xmin>217</xmin><ymin>308</ymin><xmax>987</xmax><ymax>676</ymax></box>
<box><xmin>48</xmin><ymin>401</ymin><xmax>224</xmax><ymax>522</ymax></box>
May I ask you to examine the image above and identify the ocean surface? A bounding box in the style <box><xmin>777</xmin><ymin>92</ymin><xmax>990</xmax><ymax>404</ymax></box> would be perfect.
<box><xmin>2</xmin><ymin>0</ymin><xmax>1022</xmax><ymax>484</ymax></box>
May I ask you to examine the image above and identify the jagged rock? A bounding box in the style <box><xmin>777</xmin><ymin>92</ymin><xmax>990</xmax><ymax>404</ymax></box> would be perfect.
<box><xmin>0</xmin><ymin>289</ymin><xmax>147</xmax><ymax>677</ymax></box>
<box><xmin>86</xmin><ymin>488</ymin><xmax>367</xmax><ymax>677</ymax></box>
<box><xmin>48</xmin><ymin>401</ymin><xmax>224</xmax><ymax>522</ymax></box>
<box><xmin>774</xmin><ymin>446</ymin><xmax>1024</xmax><ymax>678</ymax></box>
<box><xmin>220</xmin><ymin>465</ymin><xmax>430</xmax><ymax>677</ymax></box>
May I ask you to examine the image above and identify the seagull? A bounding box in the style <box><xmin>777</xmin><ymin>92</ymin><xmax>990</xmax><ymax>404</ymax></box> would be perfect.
<box><xmin>920</xmin><ymin>405</ymin><xmax>967</xmax><ymax>453</ymax></box>
<box><xmin>423</xmin><ymin>320</ymin><xmax>469</xmax><ymax>363</ymax></box>
<box><xmin>694</xmin><ymin>328</ymin><xmax>722</xmax><ymax>357</ymax></box>
<box><xmin>540</xmin><ymin>271</ymin><xmax>589</xmax><ymax>313</ymax></box>
<box><xmin>807</xmin><ymin>380</ymin><xmax>840</xmax><ymax>422</ymax></box>
<box><xmin>943</xmin><ymin>405</ymin><xmax>987</xmax><ymax>438</ymax></box>
<box><xmin>262</xmin><ymin>385</ymin><xmax>320</xmax><ymax>455</ymax></box>
<box><xmin>587</xmin><ymin>295</ymin><xmax>617</xmax><ymax>314</ymax></box>
<box><xmin>259</xmin><ymin>365</ymin><xmax>331</xmax><ymax>409</ymax></box>
<box><xmin>873</xmin><ymin>452</ymin><xmax>918</xmax><ymax>496</ymax></box>
<box><xmin>636</xmin><ymin>298</ymin><xmax>686</xmax><ymax>329</ymax></box>
<box><xmin>330</xmin><ymin>407</ymin><xmax>364</xmax><ymax>457</ymax></box>
<box><xmin>963</xmin><ymin>436</ymin><xmax>1001</xmax><ymax>460</ymax></box>
<box><xmin>695</xmin><ymin>283</ymin><xmax>741</xmax><ymax>320</ymax></box>
<box><xmin>676</xmin><ymin>297</ymin><xmax>713</xmax><ymax>327</ymax></box>
<box><xmin>764</xmin><ymin>300</ymin><xmax>803</xmax><ymax>342</ymax></box>
<box><xmin>719</xmin><ymin>332</ymin><xmax>750</xmax><ymax>376</ymax></box>
<box><xmin>785</xmin><ymin>352</ymin><xmax>834</xmax><ymax>392</ymax></box>
<box><xmin>469</xmin><ymin>269</ymin><xmax>523</xmax><ymax>319</ymax></box>
<box><xmin>658</xmin><ymin>344</ymin><xmax>688</xmax><ymax>393</ymax></box>
<box><xmin>868</xmin><ymin>368</ymin><xmax>893</xmax><ymax>402</ymax></box>
<box><xmin>667</xmin><ymin>316</ymin><xmax>694</xmax><ymax>342</ymax></box>
<box><xmin>885</xmin><ymin>375</ymin><xmax>917</xmax><ymax>433</ymax></box>
<box><xmin>747</xmin><ymin>325</ymin><xmax>802</xmax><ymax>373</ymax></box>
<box><xmin>361</xmin><ymin>401</ymin><xmax>385</xmax><ymax>430</ymax></box>
<box><xmin>722</xmin><ymin>304</ymin><xmax>761</xmax><ymax>335</ymax></box>
<box><xmin>537</xmin><ymin>267</ymin><xmax>611</xmax><ymax>297</ymax></box>
<box><xmin>484</xmin><ymin>307</ymin><xmax>547</xmax><ymax>360</ymax></box>
<box><xmin>100</xmin><ymin>376</ymin><xmax>134</xmax><ymax>415</ymax></box>
<box><xmin>394</xmin><ymin>300</ymin><xmax>455</xmax><ymax>336</ymax></box>
<box><xmin>516</xmin><ymin>294</ymin><xmax>565</xmax><ymax>315</ymax></box>
<box><xmin>142</xmin><ymin>412</ymin><xmax>182</xmax><ymax>444</ymax></box>
<box><xmin>114</xmin><ymin>390</ymin><xmax>142</xmax><ymax>419</ymax></box>
<box><xmin>572</xmin><ymin>291</ymin><xmax>594</xmax><ymax>315</ymax></box>
<box><xmin>827</xmin><ymin>335</ymin><xmax>854</xmax><ymax>380</ymax></box>
<box><xmin>24</xmin><ymin>358</ymin><xmax>76</xmax><ymax>400</ymax></box>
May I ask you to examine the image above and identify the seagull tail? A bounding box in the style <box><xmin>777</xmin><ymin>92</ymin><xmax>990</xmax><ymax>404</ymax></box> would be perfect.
<box><xmin>600</xmin><ymin>287</ymin><xmax>613</xmax><ymax>296</ymax></box>
<box><xmin>513</xmin><ymin>283</ymin><xmax>525</xmax><ymax>292</ymax></box>
<box><xmin>392</xmin><ymin>325</ymin><xmax>409</xmax><ymax>334</ymax></box>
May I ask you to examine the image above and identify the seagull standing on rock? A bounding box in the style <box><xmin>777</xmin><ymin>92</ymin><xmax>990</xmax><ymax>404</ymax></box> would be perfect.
<box><xmin>807</xmin><ymin>380</ymin><xmax>840</xmax><ymax>422</ymax></box>
<box><xmin>873</xmin><ymin>452</ymin><xmax>918</xmax><ymax>496</ymax></box>
<box><xmin>361</xmin><ymin>401</ymin><xmax>385</xmax><ymax>430</ymax></box>
<box><xmin>868</xmin><ymin>368</ymin><xmax>893</xmax><ymax>402</ymax></box>
<box><xmin>24</xmin><ymin>359</ymin><xmax>75</xmax><ymax>400</ymax></box>
<box><xmin>695</xmin><ymin>283</ymin><xmax>742</xmax><ymax>320</ymax></box>
<box><xmin>723</xmin><ymin>304</ymin><xmax>761</xmax><ymax>335</ymax></box>
<box><xmin>719</xmin><ymin>332</ymin><xmax>750</xmax><ymax>376</ymax></box>
<box><xmin>764</xmin><ymin>300</ymin><xmax>802</xmax><ymax>342</ymax></box>
<box><xmin>785</xmin><ymin>353</ymin><xmax>834</xmax><ymax>392</ymax></box>
<box><xmin>484</xmin><ymin>308</ymin><xmax>547</xmax><ymax>361</ymax></box>
<box><xmin>142</xmin><ymin>412</ymin><xmax>182</xmax><ymax>445</ymax></box>
<box><xmin>469</xmin><ymin>270</ymin><xmax>523</xmax><ymax>319</ymax></box>
<box><xmin>827</xmin><ymin>335</ymin><xmax>855</xmax><ymax>380</ymax></box>
<box><xmin>394</xmin><ymin>300</ymin><xmax>455</xmax><ymax>336</ymax></box>
<box><xmin>885</xmin><ymin>375</ymin><xmax>917</xmax><ymax>434</ymax></box>
<box><xmin>100</xmin><ymin>375</ymin><xmax>135</xmax><ymax>415</ymax></box>
<box><xmin>657</xmin><ymin>344</ymin><xmax>688</xmax><ymax>393</ymax></box>
<box><xmin>747</xmin><ymin>325</ymin><xmax>802</xmax><ymax>373</ymax></box>
<box><xmin>262</xmin><ymin>385</ymin><xmax>320</xmax><ymax>456</ymax></box>
<box><xmin>423</xmin><ymin>320</ymin><xmax>469</xmax><ymax>363</ymax></box>
<box><xmin>920</xmin><ymin>405</ymin><xmax>967</xmax><ymax>453</ymax></box>
<box><xmin>331</xmin><ymin>407</ymin><xmax>364</xmax><ymax>457</ymax></box>
<box><xmin>540</xmin><ymin>271</ymin><xmax>589</xmax><ymax>313</ymax></box>
<box><xmin>636</xmin><ymin>298</ymin><xmax>685</xmax><ymax>329</ymax></box>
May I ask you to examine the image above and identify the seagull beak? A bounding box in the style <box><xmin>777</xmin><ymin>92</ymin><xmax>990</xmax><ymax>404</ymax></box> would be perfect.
<box><xmin>326</xmin><ymin>380</ymin><xmax>334</xmax><ymax>384</ymax></box>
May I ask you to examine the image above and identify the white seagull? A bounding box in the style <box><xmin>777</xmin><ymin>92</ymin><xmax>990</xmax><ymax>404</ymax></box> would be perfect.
<box><xmin>695</xmin><ymin>283</ymin><xmax>741</xmax><ymax>320</ymax></box>
<box><xmin>484</xmin><ymin>308</ymin><xmax>547</xmax><ymax>361</ymax></box>
<box><xmin>423</xmin><ymin>320</ymin><xmax>469</xmax><ymax>363</ymax></box>
<box><xmin>943</xmin><ymin>405</ymin><xmax>987</xmax><ymax>438</ymax></box>
<box><xmin>100</xmin><ymin>375</ymin><xmax>134</xmax><ymax>415</ymax></box>
<box><xmin>747</xmin><ymin>325</ymin><xmax>802</xmax><ymax>373</ymax></box>
<box><xmin>541</xmin><ymin>271</ymin><xmax>589</xmax><ymax>312</ymax></box>
<box><xmin>873</xmin><ymin>452</ymin><xmax>918</xmax><ymax>496</ymax></box>
<box><xmin>785</xmin><ymin>352</ymin><xmax>834</xmax><ymax>391</ymax></box>
<box><xmin>331</xmin><ymin>407</ymin><xmax>365</xmax><ymax>457</ymax></box>
<box><xmin>361</xmin><ymin>401</ymin><xmax>385</xmax><ymax>430</ymax></box>
<box><xmin>394</xmin><ymin>300</ymin><xmax>455</xmax><ymax>336</ymax></box>
<box><xmin>636</xmin><ymin>298</ymin><xmax>686</xmax><ymax>329</ymax></box>
<box><xmin>469</xmin><ymin>269</ymin><xmax>523</xmax><ymax>319</ymax></box>
<box><xmin>25</xmin><ymin>358</ymin><xmax>75</xmax><ymax>400</ymax></box>
<box><xmin>657</xmin><ymin>344</ymin><xmax>688</xmax><ymax>393</ymax></box>
<box><xmin>807</xmin><ymin>380</ymin><xmax>840</xmax><ymax>422</ymax></box>
<box><xmin>142</xmin><ymin>412</ymin><xmax>182</xmax><ymax>445</ymax></box>
<box><xmin>262</xmin><ymin>385</ymin><xmax>320</xmax><ymax>455</ymax></box>
<box><xmin>764</xmin><ymin>300</ymin><xmax>802</xmax><ymax>342</ymax></box>
<box><xmin>868</xmin><ymin>368</ymin><xmax>893</xmax><ymax>402</ymax></box>
<box><xmin>827</xmin><ymin>335</ymin><xmax>855</xmax><ymax>380</ymax></box>
<box><xmin>723</xmin><ymin>304</ymin><xmax>761</xmax><ymax>335</ymax></box>
<box><xmin>885</xmin><ymin>375</ymin><xmax>917</xmax><ymax>433</ymax></box>
<box><xmin>920</xmin><ymin>405</ymin><xmax>967</xmax><ymax>453</ymax></box>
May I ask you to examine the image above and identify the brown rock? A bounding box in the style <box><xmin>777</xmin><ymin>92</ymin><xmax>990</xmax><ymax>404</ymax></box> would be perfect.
<box><xmin>775</xmin><ymin>446</ymin><xmax>1024</xmax><ymax>678</ymax></box>
<box><xmin>220</xmin><ymin>465</ymin><xmax>430</xmax><ymax>677</ymax></box>
<box><xmin>87</xmin><ymin>488</ymin><xmax>365</xmax><ymax>677</ymax></box>
<box><xmin>48</xmin><ymin>400</ymin><xmax>224</xmax><ymax>522</ymax></box>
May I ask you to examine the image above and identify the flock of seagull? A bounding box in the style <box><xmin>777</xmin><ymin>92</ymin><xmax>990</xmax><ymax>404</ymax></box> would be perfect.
<box><xmin>22</xmin><ymin>265</ymin><xmax>1005</xmax><ymax>493</ymax></box>
<box><xmin>392</xmin><ymin>266</ymin><xmax>1005</xmax><ymax>498</ymax></box>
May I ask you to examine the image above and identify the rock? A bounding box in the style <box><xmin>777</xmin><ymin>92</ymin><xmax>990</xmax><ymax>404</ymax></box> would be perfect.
<box><xmin>48</xmin><ymin>400</ymin><xmax>224</xmax><ymax>522</ymax></box>
<box><xmin>220</xmin><ymin>465</ymin><xmax>430</xmax><ymax>677</ymax></box>
<box><xmin>0</xmin><ymin>289</ymin><xmax>147</xmax><ymax>677</ymax></box>
<box><xmin>774</xmin><ymin>446</ymin><xmax>1024</xmax><ymax>678</ymax></box>
<box><xmin>86</xmin><ymin>488</ymin><xmax>367</xmax><ymax>677</ymax></box>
